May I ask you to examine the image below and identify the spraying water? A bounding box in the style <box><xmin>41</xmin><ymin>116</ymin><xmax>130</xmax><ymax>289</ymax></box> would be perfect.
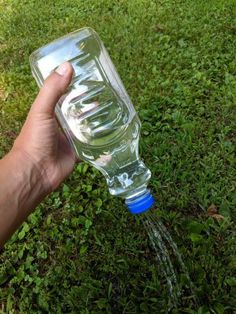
<box><xmin>141</xmin><ymin>209</ymin><xmax>197</xmax><ymax>308</ymax></box>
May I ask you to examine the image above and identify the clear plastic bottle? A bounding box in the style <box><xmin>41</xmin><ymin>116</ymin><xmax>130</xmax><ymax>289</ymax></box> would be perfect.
<box><xmin>30</xmin><ymin>27</ymin><xmax>154</xmax><ymax>214</ymax></box>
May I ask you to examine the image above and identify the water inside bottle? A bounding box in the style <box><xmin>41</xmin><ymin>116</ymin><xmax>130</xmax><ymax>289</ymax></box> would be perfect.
<box><xmin>30</xmin><ymin>28</ymin><xmax>151</xmax><ymax>199</ymax></box>
<box><xmin>59</xmin><ymin>78</ymin><xmax>151</xmax><ymax>198</ymax></box>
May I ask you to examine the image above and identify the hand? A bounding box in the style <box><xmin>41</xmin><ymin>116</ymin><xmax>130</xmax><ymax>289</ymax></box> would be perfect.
<box><xmin>12</xmin><ymin>62</ymin><xmax>75</xmax><ymax>193</ymax></box>
<box><xmin>0</xmin><ymin>62</ymin><xmax>76</xmax><ymax>247</ymax></box>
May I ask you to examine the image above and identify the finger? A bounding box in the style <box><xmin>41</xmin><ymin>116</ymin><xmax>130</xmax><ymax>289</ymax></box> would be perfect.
<box><xmin>31</xmin><ymin>62</ymin><xmax>73</xmax><ymax>117</ymax></box>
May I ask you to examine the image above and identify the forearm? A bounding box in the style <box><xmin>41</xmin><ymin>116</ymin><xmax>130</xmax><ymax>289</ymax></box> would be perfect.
<box><xmin>0</xmin><ymin>149</ymin><xmax>47</xmax><ymax>248</ymax></box>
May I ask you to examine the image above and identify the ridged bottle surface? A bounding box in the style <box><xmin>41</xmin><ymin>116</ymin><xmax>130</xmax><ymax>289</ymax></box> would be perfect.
<box><xmin>30</xmin><ymin>28</ymin><xmax>151</xmax><ymax>199</ymax></box>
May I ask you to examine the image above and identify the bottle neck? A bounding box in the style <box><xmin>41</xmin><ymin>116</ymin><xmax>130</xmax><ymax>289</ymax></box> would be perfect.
<box><xmin>125</xmin><ymin>189</ymin><xmax>155</xmax><ymax>214</ymax></box>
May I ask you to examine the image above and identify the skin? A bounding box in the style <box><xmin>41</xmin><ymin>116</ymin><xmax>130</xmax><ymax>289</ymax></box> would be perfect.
<box><xmin>0</xmin><ymin>62</ymin><xmax>76</xmax><ymax>248</ymax></box>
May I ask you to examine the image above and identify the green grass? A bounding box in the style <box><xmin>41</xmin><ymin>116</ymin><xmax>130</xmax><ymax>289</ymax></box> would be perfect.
<box><xmin>1</xmin><ymin>0</ymin><xmax>236</xmax><ymax>312</ymax></box>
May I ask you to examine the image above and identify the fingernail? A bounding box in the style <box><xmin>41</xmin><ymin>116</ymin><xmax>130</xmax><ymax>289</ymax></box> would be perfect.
<box><xmin>56</xmin><ymin>62</ymin><xmax>69</xmax><ymax>76</ymax></box>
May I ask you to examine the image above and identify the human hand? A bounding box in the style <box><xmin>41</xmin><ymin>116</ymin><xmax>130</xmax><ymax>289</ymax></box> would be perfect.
<box><xmin>0</xmin><ymin>62</ymin><xmax>75</xmax><ymax>246</ymax></box>
<box><xmin>12</xmin><ymin>62</ymin><xmax>76</xmax><ymax>193</ymax></box>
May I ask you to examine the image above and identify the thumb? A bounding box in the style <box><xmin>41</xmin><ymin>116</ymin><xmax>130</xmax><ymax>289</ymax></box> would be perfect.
<box><xmin>30</xmin><ymin>62</ymin><xmax>73</xmax><ymax>116</ymax></box>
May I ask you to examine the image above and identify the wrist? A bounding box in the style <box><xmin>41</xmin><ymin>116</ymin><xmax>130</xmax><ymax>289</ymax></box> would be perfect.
<box><xmin>0</xmin><ymin>149</ymin><xmax>49</xmax><ymax>247</ymax></box>
<box><xmin>7</xmin><ymin>148</ymin><xmax>49</xmax><ymax>205</ymax></box>
<box><xmin>11</xmin><ymin>146</ymin><xmax>52</xmax><ymax>195</ymax></box>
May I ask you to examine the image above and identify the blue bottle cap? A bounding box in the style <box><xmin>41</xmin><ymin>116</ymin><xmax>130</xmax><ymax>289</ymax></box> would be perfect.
<box><xmin>125</xmin><ymin>191</ymin><xmax>155</xmax><ymax>214</ymax></box>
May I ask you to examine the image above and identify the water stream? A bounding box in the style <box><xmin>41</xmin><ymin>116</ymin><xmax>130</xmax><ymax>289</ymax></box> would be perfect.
<box><xmin>141</xmin><ymin>209</ymin><xmax>197</xmax><ymax>308</ymax></box>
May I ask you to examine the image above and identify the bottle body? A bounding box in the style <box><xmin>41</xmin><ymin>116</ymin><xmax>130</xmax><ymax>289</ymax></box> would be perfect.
<box><xmin>30</xmin><ymin>27</ymin><xmax>152</xmax><ymax>202</ymax></box>
<box><xmin>71</xmin><ymin>113</ymin><xmax>151</xmax><ymax>199</ymax></box>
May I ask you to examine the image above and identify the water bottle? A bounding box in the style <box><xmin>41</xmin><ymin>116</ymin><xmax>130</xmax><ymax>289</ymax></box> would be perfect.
<box><xmin>30</xmin><ymin>27</ymin><xmax>155</xmax><ymax>214</ymax></box>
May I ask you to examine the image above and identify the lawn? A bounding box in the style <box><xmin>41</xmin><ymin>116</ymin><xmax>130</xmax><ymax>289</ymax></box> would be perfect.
<box><xmin>1</xmin><ymin>0</ymin><xmax>236</xmax><ymax>313</ymax></box>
